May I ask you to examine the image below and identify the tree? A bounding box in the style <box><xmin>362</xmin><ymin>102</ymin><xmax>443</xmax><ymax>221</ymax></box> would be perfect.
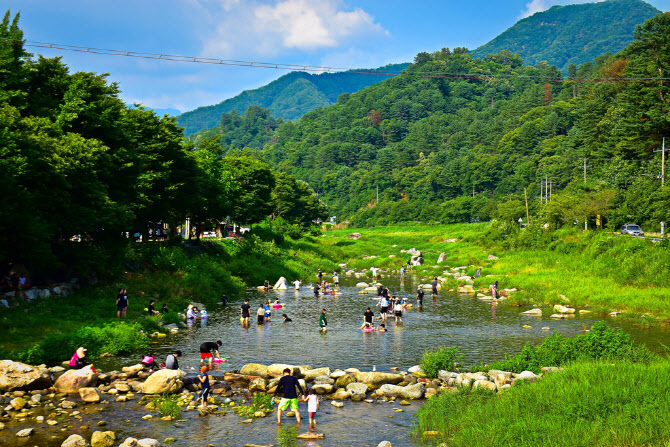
<box><xmin>223</xmin><ymin>156</ymin><xmax>276</xmax><ymax>226</ymax></box>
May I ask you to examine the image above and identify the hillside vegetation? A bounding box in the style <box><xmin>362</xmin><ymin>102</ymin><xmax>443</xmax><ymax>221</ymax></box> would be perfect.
<box><xmin>250</xmin><ymin>13</ymin><xmax>670</xmax><ymax>231</ymax></box>
<box><xmin>471</xmin><ymin>0</ymin><xmax>660</xmax><ymax>73</ymax></box>
<box><xmin>176</xmin><ymin>63</ymin><xmax>408</xmax><ymax>135</ymax></box>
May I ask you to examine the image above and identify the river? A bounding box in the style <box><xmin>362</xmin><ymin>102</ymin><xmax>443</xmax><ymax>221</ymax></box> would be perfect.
<box><xmin>3</xmin><ymin>273</ymin><xmax>668</xmax><ymax>447</ymax></box>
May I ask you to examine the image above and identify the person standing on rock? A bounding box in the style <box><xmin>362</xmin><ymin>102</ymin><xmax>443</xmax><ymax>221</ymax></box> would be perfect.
<box><xmin>199</xmin><ymin>340</ymin><xmax>222</xmax><ymax>367</ymax></box>
<box><xmin>371</xmin><ymin>266</ymin><xmax>379</xmax><ymax>281</ymax></box>
<box><xmin>198</xmin><ymin>366</ymin><xmax>211</xmax><ymax>407</ymax></box>
<box><xmin>116</xmin><ymin>288</ymin><xmax>128</xmax><ymax>318</ymax></box>
<box><xmin>241</xmin><ymin>299</ymin><xmax>251</xmax><ymax>325</ymax></box>
<box><xmin>274</xmin><ymin>368</ymin><xmax>305</xmax><ymax>425</ymax></box>
<box><xmin>319</xmin><ymin>308</ymin><xmax>327</xmax><ymax>332</ymax></box>
<box><xmin>165</xmin><ymin>350</ymin><xmax>181</xmax><ymax>370</ymax></box>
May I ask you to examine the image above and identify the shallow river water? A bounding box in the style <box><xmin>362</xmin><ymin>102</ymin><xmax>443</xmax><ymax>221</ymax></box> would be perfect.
<box><xmin>3</xmin><ymin>274</ymin><xmax>669</xmax><ymax>447</ymax></box>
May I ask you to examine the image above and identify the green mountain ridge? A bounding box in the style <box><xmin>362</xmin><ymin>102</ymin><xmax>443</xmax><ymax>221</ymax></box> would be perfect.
<box><xmin>177</xmin><ymin>63</ymin><xmax>408</xmax><ymax>135</ymax></box>
<box><xmin>178</xmin><ymin>0</ymin><xmax>658</xmax><ymax>137</ymax></box>
<box><xmin>470</xmin><ymin>0</ymin><xmax>661</xmax><ymax>72</ymax></box>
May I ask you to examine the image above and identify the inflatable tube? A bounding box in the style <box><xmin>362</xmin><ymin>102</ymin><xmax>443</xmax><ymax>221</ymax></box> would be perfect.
<box><xmin>363</xmin><ymin>327</ymin><xmax>375</xmax><ymax>332</ymax></box>
<box><xmin>272</xmin><ymin>304</ymin><xmax>283</xmax><ymax>310</ymax></box>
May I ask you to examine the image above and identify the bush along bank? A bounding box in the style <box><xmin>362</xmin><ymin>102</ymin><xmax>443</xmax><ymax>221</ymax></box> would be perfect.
<box><xmin>415</xmin><ymin>322</ymin><xmax>661</xmax><ymax>447</ymax></box>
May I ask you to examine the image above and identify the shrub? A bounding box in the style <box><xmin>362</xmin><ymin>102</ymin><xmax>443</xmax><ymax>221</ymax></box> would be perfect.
<box><xmin>488</xmin><ymin>321</ymin><xmax>655</xmax><ymax>373</ymax></box>
<box><xmin>421</xmin><ymin>346</ymin><xmax>464</xmax><ymax>378</ymax></box>
<box><xmin>153</xmin><ymin>393</ymin><xmax>181</xmax><ymax>418</ymax></box>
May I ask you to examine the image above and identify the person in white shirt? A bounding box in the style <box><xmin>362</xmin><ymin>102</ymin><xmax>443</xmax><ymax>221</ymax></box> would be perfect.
<box><xmin>293</xmin><ymin>279</ymin><xmax>301</xmax><ymax>290</ymax></box>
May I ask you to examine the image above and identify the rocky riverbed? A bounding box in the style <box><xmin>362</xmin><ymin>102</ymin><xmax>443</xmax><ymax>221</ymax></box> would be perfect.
<box><xmin>0</xmin><ymin>358</ymin><xmax>559</xmax><ymax>446</ymax></box>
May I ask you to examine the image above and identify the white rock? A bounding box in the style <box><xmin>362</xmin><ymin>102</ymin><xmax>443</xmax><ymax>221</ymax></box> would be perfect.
<box><xmin>522</xmin><ymin>308</ymin><xmax>543</xmax><ymax>316</ymax></box>
<box><xmin>61</xmin><ymin>434</ymin><xmax>89</xmax><ymax>447</ymax></box>
<box><xmin>16</xmin><ymin>428</ymin><xmax>34</xmax><ymax>437</ymax></box>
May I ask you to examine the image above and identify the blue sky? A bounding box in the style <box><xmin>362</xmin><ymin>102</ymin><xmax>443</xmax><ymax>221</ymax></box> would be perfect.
<box><xmin>4</xmin><ymin>0</ymin><xmax>669</xmax><ymax>113</ymax></box>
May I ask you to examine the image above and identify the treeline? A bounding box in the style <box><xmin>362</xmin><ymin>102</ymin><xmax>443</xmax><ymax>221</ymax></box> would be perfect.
<box><xmin>0</xmin><ymin>11</ymin><xmax>326</xmax><ymax>278</ymax></box>
<box><xmin>227</xmin><ymin>13</ymin><xmax>669</xmax><ymax>230</ymax></box>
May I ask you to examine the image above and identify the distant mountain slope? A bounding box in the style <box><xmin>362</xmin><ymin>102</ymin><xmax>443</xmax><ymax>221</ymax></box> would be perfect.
<box><xmin>471</xmin><ymin>0</ymin><xmax>660</xmax><ymax>73</ymax></box>
<box><xmin>177</xmin><ymin>63</ymin><xmax>408</xmax><ymax>136</ymax></box>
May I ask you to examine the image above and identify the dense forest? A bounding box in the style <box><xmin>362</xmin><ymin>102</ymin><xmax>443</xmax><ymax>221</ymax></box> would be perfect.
<box><xmin>177</xmin><ymin>63</ymin><xmax>409</xmax><ymax>135</ymax></box>
<box><xmin>0</xmin><ymin>11</ymin><xmax>326</xmax><ymax>278</ymax></box>
<box><xmin>471</xmin><ymin>0</ymin><xmax>660</xmax><ymax>73</ymax></box>
<box><xmin>203</xmin><ymin>13</ymin><xmax>670</xmax><ymax>230</ymax></box>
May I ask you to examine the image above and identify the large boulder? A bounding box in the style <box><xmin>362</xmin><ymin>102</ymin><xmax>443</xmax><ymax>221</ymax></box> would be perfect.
<box><xmin>141</xmin><ymin>369</ymin><xmax>185</xmax><ymax>394</ymax></box>
<box><xmin>90</xmin><ymin>431</ymin><xmax>116</xmax><ymax>447</ymax></box>
<box><xmin>267</xmin><ymin>364</ymin><xmax>297</xmax><ymax>378</ymax></box>
<box><xmin>400</xmin><ymin>383</ymin><xmax>425</xmax><ymax>400</ymax></box>
<box><xmin>79</xmin><ymin>387</ymin><xmax>101</xmax><ymax>403</ymax></box>
<box><xmin>137</xmin><ymin>440</ymin><xmax>160</xmax><ymax>447</ymax></box>
<box><xmin>311</xmin><ymin>384</ymin><xmax>333</xmax><ymax>395</ymax></box>
<box><xmin>122</xmin><ymin>364</ymin><xmax>144</xmax><ymax>377</ymax></box>
<box><xmin>54</xmin><ymin>366</ymin><xmax>97</xmax><ymax>393</ymax></box>
<box><xmin>488</xmin><ymin>370</ymin><xmax>513</xmax><ymax>388</ymax></box>
<box><xmin>248</xmin><ymin>378</ymin><xmax>267</xmax><ymax>392</ymax></box>
<box><xmin>437</xmin><ymin>253</ymin><xmax>446</xmax><ymax>264</ymax></box>
<box><xmin>473</xmin><ymin>380</ymin><xmax>497</xmax><ymax>391</ymax></box>
<box><xmin>376</xmin><ymin>384</ymin><xmax>403</xmax><ymax>397</ymax></box>
<box><xmin>0</xmin><ymin>360</ymin><xmax>52</xmax><ymax>392</ymax></box>
<box><xmin>346</xmin><ymin>382</ymin><xmax>369</xmax><ymax>396</ymax></box>
<box><xmin>355</xmin><ymin>372</ymin><xmax>403</xmax><ymax>388</ymax></box>
<box><xmin>313</xmin><ymin>375</ymin><xmax>334</xmax><ymax>385</ymax></box>
<box><xmin>515</xmin><ymin>371</ymin><xmax>538</xmax><ymax>383</ymax></box>
<box><xmin>61</xmin><ymin>434</ymin><xmax>90</xmax><ymax>447</ymax></box>
<box><xmin>522</xmin><ymin>308</ymin><xmax>543</xmax><ymax>316</ymax></box>
<box><xmin>304</xmin><ymin>367</ymin><xmax>330</xmax><ymax>381</ymax></box>
<box><xmin>240</xmin><ymin>364</ymin><xmax>269</xmax><ymax>379</ymax></box>
<box><xmin>335</xmin><ymin>374</ymin><xmax>356</xmax><ymax>388</ymax></box>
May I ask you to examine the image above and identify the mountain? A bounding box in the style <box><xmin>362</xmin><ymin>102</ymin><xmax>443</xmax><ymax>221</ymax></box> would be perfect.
<box><xmin>127</xmin><ymin>104</ymin><xmax>181</xmax><ymax>116</ymax></box>
<box><xmin>176</xmin><ymin>63</ymin><xmax>408</xmax><ymax>136</ymax></box>
<box><xmin>257</xmin><ymin>12</ymin><xmax>670</xmax><ymax>228</ymax></box>
<box><xmin>471</xmin><ymin>0</ymin><xmax>660</xmax><ymax>73</ymax></box>
<box><xmin>178</xmin><ymin>0</ymin><xmax>658</xmax><ymax>137</ymax></box>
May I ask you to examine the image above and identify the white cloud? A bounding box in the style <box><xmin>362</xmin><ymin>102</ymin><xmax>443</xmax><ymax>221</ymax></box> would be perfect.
<box><xmin>196</xmin><ymin>0</ymin><xmax>388</xmax><ymax>57</ymax></box>
<box><xmin>519</xmin><ymin>0</ymin><xmax>605</xmax><ymax>19</ymax></box>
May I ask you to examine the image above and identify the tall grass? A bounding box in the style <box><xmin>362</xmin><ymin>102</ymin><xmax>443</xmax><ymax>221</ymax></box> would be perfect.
<box><xmin>416</xmin><ymin>360</ymin><xmax>670</xmax><ymax>446</ymax></box>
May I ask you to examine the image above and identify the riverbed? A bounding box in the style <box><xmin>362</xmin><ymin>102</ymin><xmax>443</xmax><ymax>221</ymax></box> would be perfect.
<box><xmin>2</xmin><ymin>274</ymin><xmax>668</xmax><ymax>447</ymax></box>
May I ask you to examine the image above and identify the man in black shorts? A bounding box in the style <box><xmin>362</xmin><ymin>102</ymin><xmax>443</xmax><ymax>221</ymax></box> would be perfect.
<box><xmin>360</xmin><ymin>307</ymin><xmax>375</xmax><ymax>329</ymax></box>
<box><xmin>417</xmin><ymin>288</ymin><xmax>425</xmax><ymax>307</ymax></box>
<box><xmin>241</xmin><ymin>299</ymin><xmax>251</xmax><ymax>325</ymax></box>
<box><xmin>199</xmin><ymin>340</ymin><xmax>222</xmax><ymax>367</ymax></box>
<box><xmin>313</xmin><ymin>283</ymin><xmax>320</xmax><ymax>297</ymax></box>
<box><xmin>431</xmin><ymin>278</ymin><xmax>439</xmax><ymax>298</ymax></box>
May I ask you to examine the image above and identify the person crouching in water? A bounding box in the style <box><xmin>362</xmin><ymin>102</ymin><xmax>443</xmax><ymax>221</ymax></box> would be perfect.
<box><xmin>141</xmin><ymin>354</ymin><xmax>159</xmax><ymax>371</ymax></box>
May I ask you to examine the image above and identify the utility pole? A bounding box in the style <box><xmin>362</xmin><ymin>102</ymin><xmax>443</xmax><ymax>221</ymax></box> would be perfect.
<box><xmin>654</xmin><ymin>137</ymin><xmax>666</xmax><ymax>187</ymax></box>
<box><xmin>583</xmin><ymin>158</ymin><xmax>592</xmax><ymax>184</ymax></box>
<box><xmin>524</xmin><ymin>188</ymin><xmax>530</xmax><ymax>224</ymax></box>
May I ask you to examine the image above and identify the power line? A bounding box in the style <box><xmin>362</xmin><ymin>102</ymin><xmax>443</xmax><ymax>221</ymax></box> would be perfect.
<box><xmin>3</xmin><ymin>38</ymin><xmax>670</xmax><ymax>84</ymax></box>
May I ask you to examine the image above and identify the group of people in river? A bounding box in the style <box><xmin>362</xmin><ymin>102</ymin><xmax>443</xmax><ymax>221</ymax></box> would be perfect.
<box><xmin>239</xmin><ymin>298</ymin><xmax>292</xmax><ymax>326</ymax></box>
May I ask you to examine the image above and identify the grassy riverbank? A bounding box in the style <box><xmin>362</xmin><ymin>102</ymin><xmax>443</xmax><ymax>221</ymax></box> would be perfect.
<box><xmin>0</xmin><ymin>227</ymin><xmax>341</xmax><ymax>364</ymax></box>
<box><xmin>318</xmin><ymin>223</ymin><xmax>670</xmax><ymax>321</ymax></box>
<box><xmin>414</xmin><ymin>323</ymin><xmax>665</xmax><ymax>446</ymax></box>
<box><xmin>416</xmin><ymin>359</ymin><xmax>670</xmax><ymax>447</ymax></box>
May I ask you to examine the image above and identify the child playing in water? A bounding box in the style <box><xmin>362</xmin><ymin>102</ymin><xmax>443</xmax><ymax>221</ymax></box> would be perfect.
<box><xmin>307</xmin><ymin>388</ymin><xmax>320</xmax><ymax>428</ymax></box>
<box><xmin>198</xmin><ymin>366</ymin><xmax>211</xmax><ymax>407</ymax></box>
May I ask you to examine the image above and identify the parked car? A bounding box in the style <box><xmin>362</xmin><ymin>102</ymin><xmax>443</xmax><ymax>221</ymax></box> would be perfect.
<box><xmin>621</xmin><ymin>224</ymin><xmax>644</xmax><ymax>237</ymax></box>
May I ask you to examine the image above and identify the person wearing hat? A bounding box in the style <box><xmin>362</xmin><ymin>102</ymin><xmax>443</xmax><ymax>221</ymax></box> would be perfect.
<box><xmin>69</xmin><ymin>347</ymin><xmax>88</xmax><ymax>369</ymax></box>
